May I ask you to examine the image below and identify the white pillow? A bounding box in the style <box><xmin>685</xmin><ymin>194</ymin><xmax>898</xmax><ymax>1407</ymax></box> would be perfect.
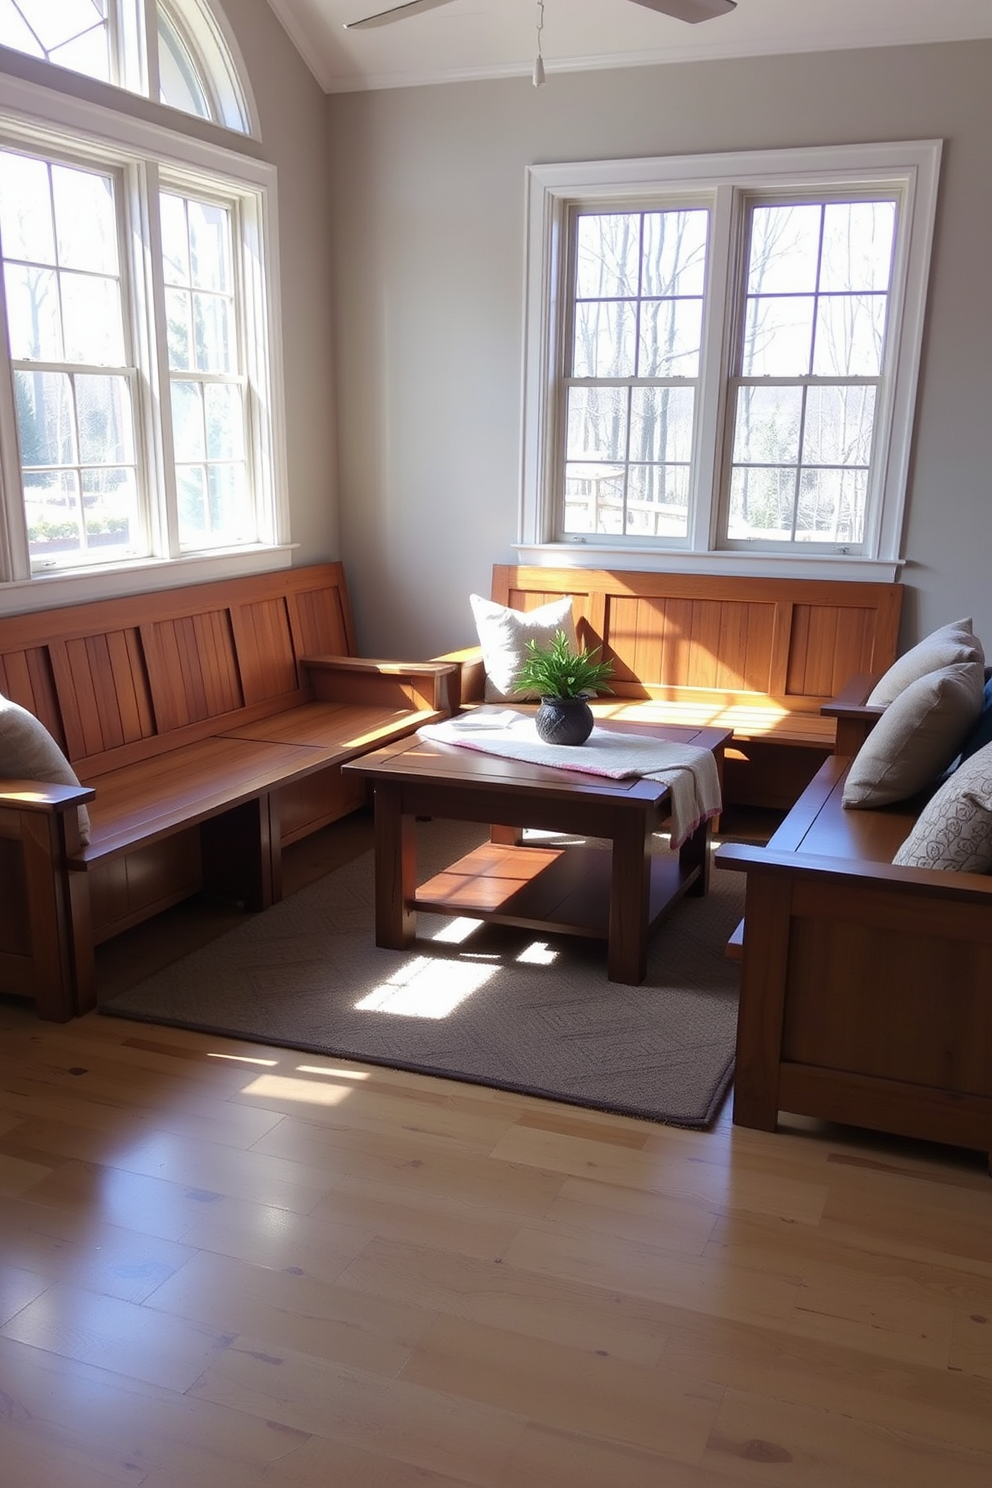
<box><xmin>0</xmin><ymin>694</ymin><xmax>91</xmax><ymax>845</ymax></box>
<box><xmin>867</xmin><ymin>618</ymin><xmax>984</xmax><ymax>707</ymax></box>
<box><xmin>843</xmin><ymin>660</ymin><xmax>985</xmax><ymax>809</ymax></box>
<box><xmin>470</xmin><ymin>592</ymin><xmax>577</xmax><ymax>703</ymax></box>
<box><xmin>893</xmin><ymin>741</ymin><xmax>992</xmax><ymax>872</ymax></box>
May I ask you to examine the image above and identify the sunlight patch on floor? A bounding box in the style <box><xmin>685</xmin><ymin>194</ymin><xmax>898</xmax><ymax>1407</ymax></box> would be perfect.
<box><xmin>515</xmin><ymin>940</ymin><xmax>558</xmax><ymax>966</ymax></box>
<box><xmin>354</xmin><ymin>955</ymin><xmax>498</xmax><ymax>1019</ymax></box>
<box><xmin>430</xmin><ymin>916</ymin><xmax>485</xmax><ymax>944</ymax></box>
<box><xmin>207</xmin><ymin>1052</ymin><xmax>279</xmax><ymax>1066</ymax></box>
<box><xmin>295</xmin><ymin>1064</ymin><xmax>371</xmax><ymax>1080</ymax></box>
<box><xmin>240</xmin><ymin>1073</ymin><xmax>354</xmax><ymax>1105</ymax></box>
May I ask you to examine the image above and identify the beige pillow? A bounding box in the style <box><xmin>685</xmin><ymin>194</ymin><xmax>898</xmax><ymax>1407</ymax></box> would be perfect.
<box><xmin>470</xmin><ymin>592</ymin><xmax>578</xmax><ymax>702</ymax></box>
<box><xmin>893</xmin><ymin>742</ymin><xmax>992</xmax><ymax>872</ymax></box>
<box><xmin>0</xmin><ymin>694</ymin><xmax>91</xmax><ymax>844</ymax></box>
<box><xmin>867</xmin><ymin>618</ymin><xmax>983</xmax><ymax>707</ymax></box>
<box><xmin>843</xmin><ymin>661</ymin><xmax>985</xmax><ymax>809</ymax></box>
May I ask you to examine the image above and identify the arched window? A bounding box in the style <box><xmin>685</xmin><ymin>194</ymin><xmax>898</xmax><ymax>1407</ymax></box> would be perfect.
<box><xmin>0</xmin><ymin>1</ymin><xmax>288</xmax><ymax>608</ymax></box>
<box><xmin>0</xmin><ymin>0</ymin><xmax>251</xmax><ymax>134</ymax></box>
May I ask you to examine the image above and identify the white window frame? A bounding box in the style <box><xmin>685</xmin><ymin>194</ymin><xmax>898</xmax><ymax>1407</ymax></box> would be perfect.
<box><xmin>0</xmin><ymin>0</ymin><xmax>256</xmax><ymax>136</ymax></box>
<box><xmin>0</xmin><ymin>67</ymin><xmax>290</xmax><ymax>616</ymax></box>
<box><xmin>520</xmin><ymin>140</ymin><xmax>942</xmax><ymax>582</ymax></box>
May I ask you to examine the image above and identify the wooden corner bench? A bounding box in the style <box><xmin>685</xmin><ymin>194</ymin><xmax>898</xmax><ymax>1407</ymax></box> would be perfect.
<box><xmin>441</xmin><ymin>566</ymin><xmax>904</xmax><ymax>808</ymax></box>
<box><xmin>0</xmin><ymin>563</ymin><xmax>453</xmax><ymax>1022</ymax></box>
<box><xmin>716</xmin><ymin>679</ymin><xmax>992</xmax><ymax>1162</ymax></box>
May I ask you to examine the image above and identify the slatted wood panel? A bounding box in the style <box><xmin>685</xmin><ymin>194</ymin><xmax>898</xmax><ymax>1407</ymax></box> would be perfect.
<box><xmin>55</xmin><ymin>629</ymin><xmax>154</xmax><ymax>760</ymax></box>
<box><xmin>0</xmin><ymin>645</ymin><xmax>64</xmax><ymax>746</ymax></box>
<box><xmin>492</xmin><ymin>566</ymin><xmax>904</xmax><ymax>715</ymax></box>
<box><xmin>787</xmin><ymin>603</ymin><xmax>888</xmax><ymax>697</ymax></box>
<box><xmin>141</xmin><ymin>608</ymin><xmax>244</xmax><ymax>733</ymax></box>
<box><xmin>603</xmin><ymin>594</ymin><xmax>780</xmax><ymax>695</ymax></box>
<box><xmin>230</xmin><ymin>596</ymin><xmax>299</xmax><ymax>703</ymax></box>
<box><xmin>0</xmin><ymin>564</ymin><xmax>359</xmax><ymax>778</ymax></box>
<box><xmin>289</xmin><ymin>580</ymin><xmax>354</xmax><ymax>658</ymax></box>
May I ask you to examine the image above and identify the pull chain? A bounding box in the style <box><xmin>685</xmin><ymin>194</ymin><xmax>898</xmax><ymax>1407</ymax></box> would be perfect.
<box><xmin>533</xmin><ymin>0</ymin><xmax>545</xmax><ymax>87</ymax></box>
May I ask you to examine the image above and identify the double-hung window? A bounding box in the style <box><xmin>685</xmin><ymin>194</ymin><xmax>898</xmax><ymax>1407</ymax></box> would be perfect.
<box><xmin>0</xmin><ymin>1</ymin><xmax>287</xmax><ymax>607</ymax></box>
<box><xmin>521</xmin><ymin>141</ymin><xmax>941</xmax><ymax>579</ymax></box>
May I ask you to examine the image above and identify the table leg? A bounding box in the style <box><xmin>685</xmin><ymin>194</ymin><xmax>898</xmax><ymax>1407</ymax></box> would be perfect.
<box><xmin>373</xmin><ymin>781</ymin><xmax>416</xmax><ymax>949</ymax></box>
<box><xmin>608</xmin><ymin>811</ymin><xmax>651</xmax><ymax>984</ymax></box>
<box><xmin>680</xmin><ymin>816</ymin><xmax>712</xmax><ymax>897</ymax></box>
<box><xmin>490</xmin><ymin>823</ymin><xmax>523</xmax><ymax>846</ymax></box>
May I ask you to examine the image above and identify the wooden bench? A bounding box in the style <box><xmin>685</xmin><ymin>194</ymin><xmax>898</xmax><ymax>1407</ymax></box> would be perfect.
<box><xmin>0</xmin><ymin>563</ymin><xmax>452</xmax><ymax>1022</ymax></box>
<box><xmin>442</xmin><ymin>566</ymin><xmax>904</xmax><ymax>809</ymax></box>
<box><xmin>716</xmin><ymin>692</ymin><xmax>992</xmax><ymax>1161</ymax></box>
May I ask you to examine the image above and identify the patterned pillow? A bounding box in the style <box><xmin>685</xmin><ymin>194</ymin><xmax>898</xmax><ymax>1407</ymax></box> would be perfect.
<box><xmin>867</xmin><ymin>618</ymin><xmax>984</xmax><ymax>707</ymax></box>
<box><xmin>470</xmin><ymin>592</ymin><xmax>577</xmax><ymax>702</ymax></box>
<box><xmin>893</xmin><ymin>741</ymin><xmax>992</xmax><ymax>871</ymax></box>
<box><xmin>0</xmin><ymin>694</ymin><xmax>91</xmax><ymax>845</ymax></box>
<box><xmin>843</xmin><ymin>660</ymin><xmax>985</xmax><ymax>809</ymax></box>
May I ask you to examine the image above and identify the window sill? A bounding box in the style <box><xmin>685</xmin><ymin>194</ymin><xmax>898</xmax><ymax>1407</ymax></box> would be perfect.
<box><xmin>514</xmin><ymin>544</ymin><xmax>904</xmax><ymax>585</ymax></box>
<box><xmin>0</xmin><ymin>545</ymin><xmax>296</xmax><ymax>618</ymax></box>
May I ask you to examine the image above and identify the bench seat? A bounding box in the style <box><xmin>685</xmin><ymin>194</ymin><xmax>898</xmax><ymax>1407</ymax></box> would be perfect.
<box><xmin>0</xmin><ymin>564</ymin><xmax>452</xmax><ymax>1021</ymax></box>
<box><xmin>717</xmin><ymin>753</ymin><xmax>992</xmax><ymax>1163</ymax></box>
<box><xmin>444</xmin><ymin>566</ymin><xmax>904</xmax><ymax>808</ymax></box>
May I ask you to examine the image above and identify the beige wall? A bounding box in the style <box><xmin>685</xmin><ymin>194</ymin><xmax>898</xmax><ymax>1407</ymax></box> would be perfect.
<box><xmin>327</xmin><ymin>40</ymin><xmax>992</xmax><ymax>658</ymax></box>
<box><xmin>221</xmin><ymin>0</ymin><xmax>340</xmax><ymax>561</ymax></box>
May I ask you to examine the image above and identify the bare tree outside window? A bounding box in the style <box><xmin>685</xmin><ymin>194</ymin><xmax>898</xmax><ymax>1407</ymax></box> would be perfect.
<box><xmin>564</xmin><ymin>207</ymin><xmax>707</xmax><ymax>538</ymax></box>
<box><xmin>728</xmin><ymin>199</ymin><xmax>896</xmax><ymax>544</ymax></box>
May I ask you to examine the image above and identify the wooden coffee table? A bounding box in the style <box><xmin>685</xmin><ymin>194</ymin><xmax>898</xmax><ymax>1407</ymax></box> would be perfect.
<box><xmin>345</xmin><ymin>714</ymin><xmax>730</xmax><ymax>985</ymax></box>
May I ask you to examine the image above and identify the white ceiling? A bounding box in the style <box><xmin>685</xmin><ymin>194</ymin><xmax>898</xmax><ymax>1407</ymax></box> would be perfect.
<box><xmin>264</xmin><ymin>0</ymin><xmax>992</xmax><ymax>95</ymax></box>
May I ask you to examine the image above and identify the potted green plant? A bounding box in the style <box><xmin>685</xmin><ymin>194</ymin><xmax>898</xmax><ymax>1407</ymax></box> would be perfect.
<box><xmin>515</xmin><ymin>628</ymin><xmax>614</xmax><ymax>745</ymax></box>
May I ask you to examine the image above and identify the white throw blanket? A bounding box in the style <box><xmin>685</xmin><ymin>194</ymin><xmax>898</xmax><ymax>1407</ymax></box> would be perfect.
<box><xmin>418</xmin><ymin>713</ymin><xmax>722</xmax><ymax>848</ymax></box>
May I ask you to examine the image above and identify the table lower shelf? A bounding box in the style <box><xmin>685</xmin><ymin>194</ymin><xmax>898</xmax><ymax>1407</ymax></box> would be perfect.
<box><xmin>413</xmin><ymin>840</ymin><xmax>700</xmax><ymax>940</ymax></box>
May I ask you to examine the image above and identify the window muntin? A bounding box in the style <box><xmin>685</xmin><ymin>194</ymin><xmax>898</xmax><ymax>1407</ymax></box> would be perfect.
<box><xmin>158</xmin><ymin>7</ymin><xmax>211</xmax><ymax>120</ymax></box>
<box><xmin>0</xmin><ymin>1</ymin><xmax>250</xmax><ymax>134</ymax></box>
<box><xmin>0</xmin><ymin>0</ymin><xmax>111</xmax><ymax>82</ymax></box>
<box><xmin>522</xmin><ymin>143</ymin><xmax>941</xmax><ymax>579</ymax></box>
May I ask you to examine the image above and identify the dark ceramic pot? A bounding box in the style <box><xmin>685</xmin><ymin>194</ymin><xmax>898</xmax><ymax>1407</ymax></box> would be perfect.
<box><xmin>534</xmin><ymin>695</ymin><xmax>594</xmax><ymax>746</ymax></box>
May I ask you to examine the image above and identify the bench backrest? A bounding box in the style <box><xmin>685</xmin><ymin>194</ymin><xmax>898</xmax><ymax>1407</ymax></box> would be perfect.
<box><xmin>0</xmin><ymin>564</ymin><xmax>356</xmax><ymax>778</ymax></box>
<box><xmin>492</xmin><ymin>566</ymin><xmax>904</xmax><ymax>717</ymax></box>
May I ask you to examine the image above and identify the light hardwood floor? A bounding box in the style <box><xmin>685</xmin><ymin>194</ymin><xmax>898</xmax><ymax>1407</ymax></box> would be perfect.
<box><xmin>1</xmin><ymin>810</ymin><xmax>991</xmax><ymax>1487</ymax></box>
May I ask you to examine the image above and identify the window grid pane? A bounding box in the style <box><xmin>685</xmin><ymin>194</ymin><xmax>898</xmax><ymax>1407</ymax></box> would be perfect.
<box><xmin>1</xmin><ymin>147</ymin><xmax>144</xmax><ymax>569</ymax></box>
<box><xmin>163</xmin><ymin>190</ymin><xmax>252</xmax><ymax>551</ymax></box>
<box><xmin>728</xmin><ymin>197</ymin><xmax>896</xmax><ymax>548</ymax></box>
<box><xmin>562</xmin><ymin>206</ymin><xmax>706</xmax><ymax>541</ymax></box>
<box><xmin>16</xmin><ymin>368</ymin><xmax>143</xmax><ymax>566</ymax></box>
<box><xmin>0</xmin><ymin>2</ymin><xmax>248</xmax><ymax>133</ymax></box>
<box><xmin>5</xmin><ymin>0</ymin><xmax>110</xmax><ymax>81</ymax></box>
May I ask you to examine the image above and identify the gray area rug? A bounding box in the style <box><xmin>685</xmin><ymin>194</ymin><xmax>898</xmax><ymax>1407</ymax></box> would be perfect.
<box><xmin>101</xmin><ymin>822</ymin><xmax>743</xmax><ymax>1128</ymax></box>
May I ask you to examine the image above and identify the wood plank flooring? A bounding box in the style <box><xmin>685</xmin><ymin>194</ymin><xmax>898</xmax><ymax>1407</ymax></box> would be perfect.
<box><xmin>1</xmin><ymin>808</ymin><xmax>991</xmax><ymax>1486</ymax></box>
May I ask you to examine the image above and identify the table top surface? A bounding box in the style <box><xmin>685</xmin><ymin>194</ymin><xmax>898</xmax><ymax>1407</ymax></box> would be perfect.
<box><xmin>346</xmin><ymin>709</ymin><xmax>731</xmax><ymax>806</ymax></box>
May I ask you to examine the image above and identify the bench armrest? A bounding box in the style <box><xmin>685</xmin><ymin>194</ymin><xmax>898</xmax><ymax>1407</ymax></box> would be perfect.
<box><xmin>820</xmin><ymin>672</ymin><xmax>886</xmax><ymax>754</ymax></box>
<box><xmin>432</xmin><ymin>645</ymin><xmax>485</xmax><ymax>711</ymax></box>
<box><xmin>301</xmin><ymin>654</ymin><xmax>457</xmax><ymax>714</ymax></box>
<box><xmin>0</xmin><ymin>778</ymin><xmax>94</xmax><ymax>813</ymax></box>
<box><xmin>716</xmin><ymin>839</ymin><xmax>992</xmax><ymax>899</ymax></box>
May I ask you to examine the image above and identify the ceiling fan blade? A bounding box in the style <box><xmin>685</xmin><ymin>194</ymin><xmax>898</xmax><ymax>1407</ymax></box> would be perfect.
<box><xmin>344</xmin><ymin>0</ymin><xmax>456</xmax><ymax>29</ymax></box>
<box><xmin>626</xmin><ymin>0</ymin><xmax>736</xmax><ymax>21</ymax></box>
<box><xmin>345</xmin><ymin>0</ymin><xmax>736</xmax><ymax>29</ymax></box>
